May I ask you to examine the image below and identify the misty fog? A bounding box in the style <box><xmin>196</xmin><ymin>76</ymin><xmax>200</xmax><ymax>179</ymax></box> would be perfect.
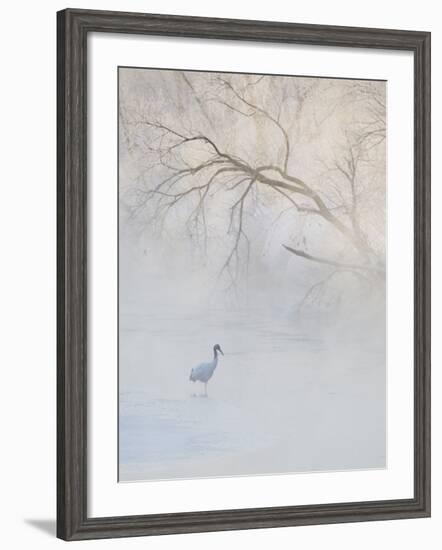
<box><xmin>118</xmin><ymin>68</ymin><xmax>386</xmax><ymax>482</ymax></box>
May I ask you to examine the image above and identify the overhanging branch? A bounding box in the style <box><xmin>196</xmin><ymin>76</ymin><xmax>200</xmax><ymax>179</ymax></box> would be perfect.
<box><xmin>282</xmin><ymin>244</ymin><xmax>384</xmax><ymax>275</ymax></box>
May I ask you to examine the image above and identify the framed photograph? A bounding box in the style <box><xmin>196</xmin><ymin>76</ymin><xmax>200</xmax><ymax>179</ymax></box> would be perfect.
<box><xmin>57</xmin><ymin>8</ymin><xmax>431</xmax><ymax>541</ymax></box>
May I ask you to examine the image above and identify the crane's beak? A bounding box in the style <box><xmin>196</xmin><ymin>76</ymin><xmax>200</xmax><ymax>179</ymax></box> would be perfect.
<box><xmin>219</xmin><ymin>348</ymin><xmax>224</xmax><ymax>356</ymax></box>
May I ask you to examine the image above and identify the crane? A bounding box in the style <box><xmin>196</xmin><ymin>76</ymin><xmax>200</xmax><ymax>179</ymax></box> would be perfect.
<box><xmin>189</xmin><ymin>344</ymin><xmax>224</xmax><ymax>396</ymax></box>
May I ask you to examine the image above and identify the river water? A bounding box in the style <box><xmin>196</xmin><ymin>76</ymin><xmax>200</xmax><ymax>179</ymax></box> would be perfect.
<box><xmin>119</xmin><ymin>305</ymin><xmax>385</xmax><ymax>482</ymax></box>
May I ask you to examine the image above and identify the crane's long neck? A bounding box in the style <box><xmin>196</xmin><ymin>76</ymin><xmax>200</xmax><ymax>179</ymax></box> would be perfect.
<box><xmin>213</xmin><ymin>349</ymin><xmax>219</xmax><ymax>367</ymax></box>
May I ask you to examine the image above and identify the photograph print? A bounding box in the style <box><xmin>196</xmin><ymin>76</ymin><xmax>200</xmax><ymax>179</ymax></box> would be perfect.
<box><xmin>118</xmin><ymin>67</ymin><xmax>386</xmax><ymax>483</ymax></box>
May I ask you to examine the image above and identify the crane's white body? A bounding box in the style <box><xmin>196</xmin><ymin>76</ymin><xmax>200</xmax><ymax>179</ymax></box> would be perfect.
<box><xmin>190</xmin><ymin>344</ymin><xmax>223</xmax><ymax>396</ymax></box>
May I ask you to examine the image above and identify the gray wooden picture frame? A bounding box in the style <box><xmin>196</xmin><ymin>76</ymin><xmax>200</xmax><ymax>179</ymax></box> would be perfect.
<box><xmin>57</xmin><ymin>8</ymin><xmax>431</xmax><ymax>541</ymax></box>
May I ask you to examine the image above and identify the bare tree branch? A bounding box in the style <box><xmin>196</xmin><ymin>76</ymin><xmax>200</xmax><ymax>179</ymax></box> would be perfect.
<box><xmin>282</xmin><ymin>244</ymin><xmax>384</xmax><ymax>275</ymax></box>
<box><xmin>120</xmin><ymin>74</ymin><xmax>386</xmax><ymax>298</ymax></box>
<box><xmin>218</xmin><ymin>77</ymin><xmax>292</xmax><ymax>171</ymax></box>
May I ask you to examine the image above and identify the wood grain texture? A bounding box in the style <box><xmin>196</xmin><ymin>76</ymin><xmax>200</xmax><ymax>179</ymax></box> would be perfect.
<box><xmin>56</xmin><ymin>8</ymin><xmax>431</xmax><ymax>541</ymax></box>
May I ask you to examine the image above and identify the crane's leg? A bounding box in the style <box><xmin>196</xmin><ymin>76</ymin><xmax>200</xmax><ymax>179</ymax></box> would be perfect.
<box><xmin>204</xmin><ymin>383</ymin><xmax>208</xmax><ymax>397</ymax></box>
